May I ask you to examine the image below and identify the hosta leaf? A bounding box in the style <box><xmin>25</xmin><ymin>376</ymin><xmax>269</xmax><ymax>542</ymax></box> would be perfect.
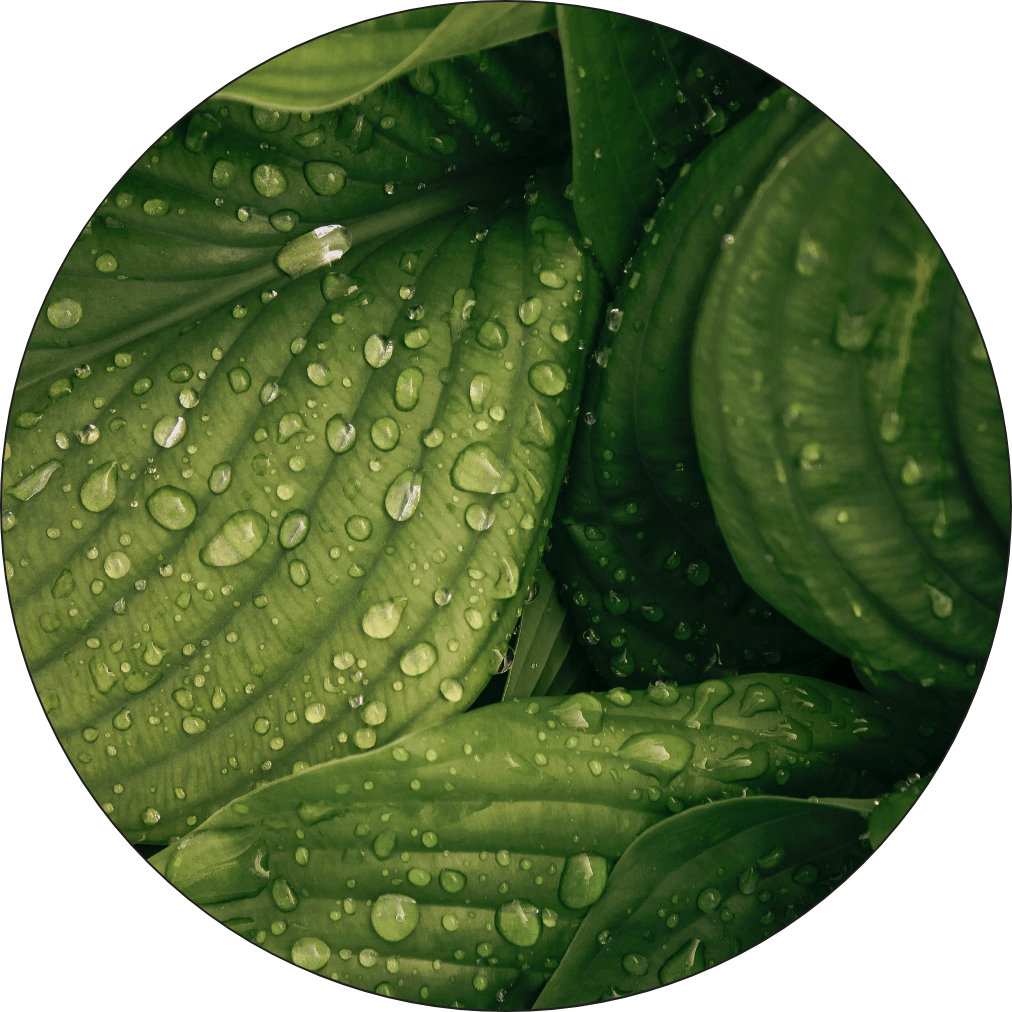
<box><xmin>6</xmin><ymin>47</ymin><xmax>593</xmax><ymax>842</ymax></box>
<box><xmin>691</xmin><ymin>117</ymin><xmax>1007</xmax><ymax>695</ymax></box>
<box><xmin>534</xmin><ymin>797</ymin><xmax>867</xmax><ymax>1007</ymax></box>
<box><xmin>151</xmin><ymin>676</ymin><xmax>942</xmax><ymax>1003</ymax></box>
<box><xmin>556</xmin><ymin>5</ymin><xmax>775</xmax><ymax>284</ymax></box>
<box><xmin>868</xmin><ymin>774</ymin><xmax>929</xmax><ymax>849</ymax></box>
<box><xmin>549</xmin><ymin>89</ymin><xmax>835</xmax><ymax>687</ymax></box>
<box><xmin>22</xmin><ymin>35</ymin><xmax>568</xmax><ymax>384</ymax></box>
<box><xmin>217</xmin><ymin>4</ymin><xmax>558</xmax><ymax>113</ymax></box>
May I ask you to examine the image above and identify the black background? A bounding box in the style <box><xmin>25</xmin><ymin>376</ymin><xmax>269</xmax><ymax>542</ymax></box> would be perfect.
<box><xmin>3</xmin><ymin>3</ymin><xmax>999</xmax><ymax>1007</ymax></box>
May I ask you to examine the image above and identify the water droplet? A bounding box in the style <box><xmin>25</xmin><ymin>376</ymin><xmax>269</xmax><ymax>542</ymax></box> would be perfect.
<box><xmin>616</xmin><ymin>732</ymin><xmax>693</xmax><ymax>779</ymax></box>
<box><xmin>404</xmin><ymin>326</ymin><xmax>430</xmax><ymax>350</ymax></box>
<box><xmin>477</xmin><ymin>320</ymin><xmax>508</xmax><ymax>350</ymax></box>
<box><xmin>362</xmin><ymin>597</ymin><xmax>408</xmax><ymax>639</ymax></box>
<box><xmin>795</xmin><ymin>235</ymin><xmax>824</xmax><ymax>276</ymax></box>
<box><xmin>622</xmin><ymin>953</ymin><xmax>649</xmax><ymax>976</ymax></box>
<box><xmin>8</xmin><ymin>460</ymin><xmax>62</xmax><ymax>501</ymax></box>
<box><xmin>371</xmin><ymin>417</ymin><xmax>400</xmax><ymax>451</ymax></box>
<box><xmin>385</xmin><ymin>470</ymin><xmax>422</xmax><ymax>521</ymax></box>
<box><xmin>326</xmin><ymin>415</ymin><xmax>356</xmax><ymax>453</ymax></box>
<box><xmin>550</xmin><ymin>693</ymin><xmax>604</xmax><ymax>734</ymax></box>
<box><xmin>103</xmin><ymin>551</ymin><xmax>131</xmax><ymax>579</ymax></box>
<box><xmin>394</xmin><ymin>368</ymin><xmax>424</xmax><ymax>411</ymax></box>
<box><xmin>364</xmin><ymin>333</ymin><xmax>394</xmax><ymax>368</ymax></box>
<box><xmin>659</xmin><ymin>939</ymin><xmax>705</xmax><ymax>984</ymax></box>
<box><xmin>276</xmin><ymin>224</ymin><xmax>351</xmax><ymax>278</ymax></box>
<box><xmin>370</xmin><ymin>894</ymin><xmax>419</xmax><ymax>943</ymax></box>
<box><xmin>80</xmin><ymin>461</ymin><xmax>118</xmax><ymax>512</ymax></box>
<box><xmin>465</xmin><ymin>503</ymin><xmax>495</xmax><ymax>531</ymax></box>
<box><xmin>146</xmin><ymin>486</ymin><xmax>197</xmax><ymax>530</ymax></box>
<box><xmin>153</xmin><ymin>416</ymin><xmax>186</xmax><ymax>448</ymax></box>
<box><xmin>278</xmin><ymin>510</ymin><xmax>310</xmax><ymax>549</ymax></box>
<box><xmin>528</xmin><ymin>362</ymin><xmax>567</xmax><ymax>396</ymax></box>
<box><xmin>199</xmin><ymin>511</ymin><xmax>269</xmax><ymax>566</ymax></box>
<box><xmin>926</xmin><ymin>584</ymin><xmax>953</xmax><ymax>618</ymax></box>
<box><xmin>606</xmin><ymin>307</ymin><xmax>624</xmax><ymax>332</ymax></box>
<box><xmin>440</xmin><ymin>678</ymin><xmax>463</xmax><ymax>702</ymax></box>
<box><xmin>495</xmin><ymin>899</ymin><xmax>542</xmax><ymax>947</ymax></box>
<box><xmin>143</xmin><ymin>198</ymin><xmax>169</xmax><ymax>217</ymax></box>
<box><xmin>183</xmin><ymin>716</ymin><xmax>207</xmax><ymax>735</ymax></box>
<box><xmin>539</xmin><ymin>270</ymin><xmax>566</xmax><ymax>289</ymax></box>
<box><xmin>451</xmin><ymin>443</ymin><xmax>517</xmax><ymax>494</ymax></box>
<box><xmin>307</xmin><ymin>362</ymin><xmax>332</xmax><ymax>387</ymax></box>
<box><xmin>559</xmin><ymin>853</ymin><xmax>607</xmax><ymax>909</ymax></box>
<box><xmin>469</xmin><ymin>373</ymin><xmax>492</xmax><ymax>413</ymax></box>
<box><xmin>212</xmin><ymin>159</ymin><xmax>236</xmax><ymax>189</ymax></box>
<box><xmin>400</xmin><ymin>642</ymin><xmax>437</xmax><ymax>676</ymax></box>
<box><xmin>464</xmin><ymin>608</ymin><xmax>484</xmax><ymax>630</ymax></box>
<box><xmin>208</xmin><ymin>462</ymin><xmax>232</xmax><ymax>494</ymax></box>
<box><xmin>304</xmin><ymin>161</ymin><xmax>347</xmax><ymax>195</ymax></box>
<box><xmin>291</xmin><ymin>937</ymin><xmax>331</xmax><ymax>971</ymax></box>
<box><xmin>439</xmin><ymin>869</ymin><xmax>466</xmax><ymax>893</ymax></box>
<box><xmin>518</xmin><ymin>297</ymin><xmax>542</xmax><ymax>325</ymax></box>
<box><xmin>880</xmin><ymin>411</ymin><xmax>902</xmax><ymax>443</ymax></box>
<box><xmin>288</xmin><ymin>559</ymin><xmax>311</xmax><ymax>586</ymax></box>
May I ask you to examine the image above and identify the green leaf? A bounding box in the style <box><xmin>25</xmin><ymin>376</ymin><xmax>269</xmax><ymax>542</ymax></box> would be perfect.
<box><xmin>151</xmin><ymin>676</ymin><xmax>936</xmax><ymax>997</ymax></box>
<box><xmin>7</xmin><ymin>55</ymin><xmax>594</xmax><ymax>841</ymax></box>
<box><xmin>534</xmin><ymin>797</ymin><xmax>867</xmax><ymax>1007</ymax></box>
<box><xmin>868</xmin><ymin>775</ymin><xmax>929</xmax><ymax>849</ymax></box>
<box><xmin>691</xmin><ymin>117</ymin><xmax>1007</xmax><ymax>694</ymax></box>
<box><xmin>217</xmin><ymin>3</ymin><xmax>558</xmax><ymax>112</ymax></box>
<box><xmin>556</xmin><ymin>5</ymin><xmax>774</xmax><ymax>284</ymax></box>
<box><xmin>549</xmin><ymin>90</ymin><xmax>835</xmax><ymax>688</ymax></box>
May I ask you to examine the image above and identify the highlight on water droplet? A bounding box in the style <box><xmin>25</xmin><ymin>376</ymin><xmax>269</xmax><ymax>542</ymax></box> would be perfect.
<box><xmin>385</xmin><ymin>469</ymin><xmax>422</xmax><ymax>521</ymax></box>
<box><xmin>153</xmin><ymin>416</ymin><xmax>187</xmax><ymax>448</ymax></box>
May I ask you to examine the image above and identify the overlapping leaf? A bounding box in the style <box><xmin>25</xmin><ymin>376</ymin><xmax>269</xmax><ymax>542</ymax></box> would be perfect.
<box><xmin>535</xmin><ymin>797</ymin><xmax>867</xmax><ymax>1007</ymax></box>
<box><xmin>216</xmin><ymin>4</ymin><xmax>557</xmax><ymax>113</ymax></box>
<box><xmin>548</xmin><ymin>89</ymin><xmax>836</xmax><ymax>688</ymax></box>
<box><xmin>151</xmin><ymin>676</ymin><xmax>947</xmax><ymax>1002</ymax></box>
<box><xmin>556</xmin><ymin>5</ymin><xmax>775</xmax><ymax>284</ymax></box>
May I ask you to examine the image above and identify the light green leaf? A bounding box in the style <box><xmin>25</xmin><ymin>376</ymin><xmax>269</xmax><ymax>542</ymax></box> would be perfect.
<box><xmin>217</xmin><ymin>3</ymin><xmax>557</xmax><ymax>112</ymax></box>
<box><xmin>8</xmin><ymin>52</ymin><xmax>592</xmax><ymax>843</ymax></box>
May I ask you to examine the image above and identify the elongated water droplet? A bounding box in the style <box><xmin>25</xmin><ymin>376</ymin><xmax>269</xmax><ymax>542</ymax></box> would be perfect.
<box><xmin>658</xmin><ymin>939</ymin><xmax>705</xmax><ymax>984</ymax></box>
<box><xmin>469</xmin><ymin>373</ymin><xmax>492</xmax><ymax>413</ymax></box>
<box><xmin>371</xmin><ymin>417</ymin><xmax>400</xmax><ymax>451</ymax></box>
<box><xmin>385</xmin><ymin>470</ymin><xmax>422</xmax><ymax>521</ymax></box>
<box><xmin>278</xmin><ymin>510</ymin><xmax>310</xmax><ymax>549</ymax></box>
<box><xmin>8</xmin><ymin>460</ymin><xmax>61</xmax><ymax>501</ymax></box>
<box><xmin>616</xmin><ymin>732</ymin><xmax>693</xmax><ymax>779</ymax></box>
<box><xmin>926</xmin><ymin>584</ymin><xmax>953</xmax><ymax>618</ymax></box>
<box><xmin>208</xmin><ymin>462</ymin><xmax>232</xmax><ymax>494</ymax></box>
<box><xmin>80</xmin><ymin>461</ymin><xmax>117</xmax><ymax>512</ymax></box>
<box><xmin>199</xmin><ymin>511</ymin><xmax>269</xmax><ymax>567</ymax></box>
<box><xmin>551</xmin><ymin>694</ymin><xmax>604</xmax><ymax>733</ymax></box>
<box><xmin>518</xmin><ymin>297</ymin><xmax>542</xmax><ymax>325</ymax></box>
<box><xmin>395</xmin><ymin>368</ymin><xmax>424</xmax><ymax>411</ymax></box>
<box><xmin>288</xmin><ymin>559</ymin><xmax>310</xmax><ymax>586</ymax></box>
<box><xmin>558</xmin><ymin>853</ymin><xmax>607</xmax><ymax>909</ymax></box>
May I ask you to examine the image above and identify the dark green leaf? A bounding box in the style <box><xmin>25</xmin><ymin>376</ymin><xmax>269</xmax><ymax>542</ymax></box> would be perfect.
<box><xmin>549</xmin><ymin>90</ymin><xmax>835</xmax><ymax>688</ymax></box>
<box><xmin>535</xmin><ymin>797</ymin><xmax>867</xmax><ymax>1007</ymax></box>
<box><xmin>556</xmin><ymin>5</ymin><xmax>774</xmax><ymax>284</ymax></box>
<box><xmin>868</xmin><ymin>775</ymin><xmax>929</xmax><ymax>849</ymax></box>
<box><xmin>691</xmin><ymin>118</ymin><xmax>1006</xmax><ymax>694</ymax></box>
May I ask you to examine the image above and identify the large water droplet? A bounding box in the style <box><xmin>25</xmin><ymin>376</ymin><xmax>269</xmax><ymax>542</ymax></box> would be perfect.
<box><xmin>439</xmin><ymin>869</ymin><xmax>466</xmax><ymax>893</ymax></box>
<box><xmin>465</xmin><ymin>503</ymin><xmax>495</xmax><ymax>531</ymax></box>
<box><xmin>550</xmin><ymin>693</ymin><xmax>603</xmax><ymax>734</ymax></box>
<box><xmin>304</xmin><ymin>161</ymin><xmax>347</xmax><ymax>195</ymax></box>
<box><xmin>252</xmin><ymin>163</ymin><xmax>287</xmax><ymax>198</ymax></box>
<box><xmin>326</xmin><ymin>415</ymin><xmax>356</xmax><ymax>453</ymax></box>
<box><xmin>469</xmin><ymin>373</ymin><xmax>492</xmax><ymax>413</ymax></box>
<box><xmin>518</xmin><ymin>297</ymin><xmax>542</xmax><ymax>325</ymax></box>
<box><xmin>47</xmin><ymin>298</ymin><xmax>83</xmax><ymax>329</ymax></box>
<box><xmin>477</xmin><ymin>320</ymin><xmax>508</xmax><ymax>350</ymax></box>
<box><xmin>616</xmin><ymin>732</ymin><xmax>693</xmax><ymax>779</ymax></box>
<box><xmin>385</xmin><ymin>470</ymin><xmax>422</xmax><ymax>521</ymax></box>
<box><xmin>451</xmin><ymin>443</ymin><xmax>517</xmax><ymax>494</ymax></box>
<box><xmin>370</xmin><ymin>894</ymin><xmax>419</xmax><ymax>943</ymax></box>
<box><xmin>400</xmin><ymin>642</ymin><xmax>437</xmax><ymax>675</ymax></box>
<box><xmin>362</xmin><ymin>597</ymin><xmax>408</xmax><ymax>639</ymax></box>
<box><xmin>199</xmin><ymin>511</ymin><xmax>269</xmax><ymax>567</ymax></box>
<box><xmin>371</xmin><ymin>417</ymin><xmax>400</xmax><ymax>451</ymax></box>
<box><xmin>291</xmin><ymin>937</ymin><xmax>331</xmax><ymax>971</ymax></box>
<box><xmin>153</xmin><ymin>416</ymin><xmax>187</xmax><ymax>448</ymax></box>
<box><xmin>495</xmin><ymin>899</ymin><xmax>542</xmax><ymax>947</ymax></box>
<box><xmin>395</xmin><ymin>368</ymin><xmax>424</xmax><ymax>411</ymax></box>
<box><xmin>365</xmin><ymin>333</ymin><xmax>394</xmax><ymax>368</ymax></box>
<box><xmin>279</xmin><ymin>510</ymin><xmax>310</xmax><ymax>549</ymax></box>
<box><xmin>103</xmin><ymin>551</ymin><xmax>131</xmax><ymax>579</ymax></box>
<box><xmin>8</xmin><ymin>460</ymin><xmax>62</xmax><ymax>501</ymax></box>
<box><xmin>146</xmin><ymin>486</ymin><xmax>197</xmax><ymax>530</ymax></box>
<box><xmin>558</xmin><ymin>853</ymin><xmax>607</xmax><ymax>909</ymax></box>
<box><xmin>209</xmin><ymin>462</ymin><xmax>232</xmax><ymax>494</ymax></box>
<box><xmin>528</xmin><ymin>362</ymin><xmax>567</xmax><ymax>396</ymax></box>
<box><xmin>658</xmin><ymin>939</ymin><xmax>705</xmax><ymax>984</ymax></box>
<box><xmin>80</xmin><ymin>461</ymin><xmax>117</xmax><ymax>512</ymax></box>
